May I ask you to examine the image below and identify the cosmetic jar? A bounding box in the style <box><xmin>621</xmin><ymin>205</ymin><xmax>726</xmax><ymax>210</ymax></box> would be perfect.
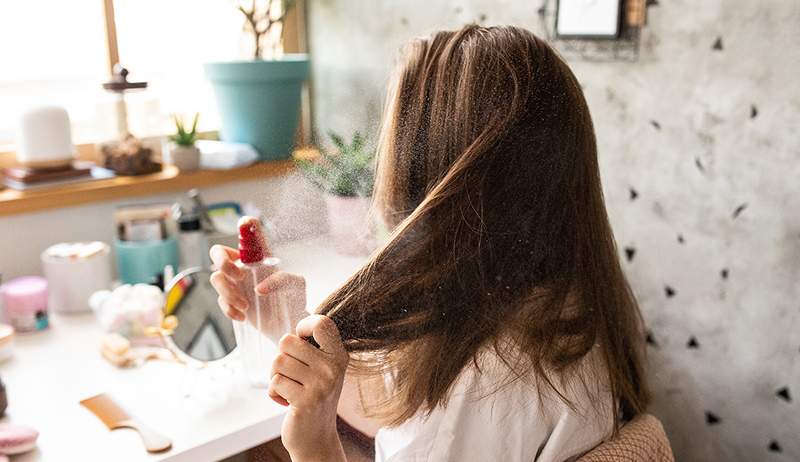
<box><xmin>41</xmin><ymin>242</ymin><xmax>112</xmax><ymax>314</ymax></box>
<box><xmin>0</xmin><ymin>277</ymin><xmax>49</xmax><ymax>333</ymax></box>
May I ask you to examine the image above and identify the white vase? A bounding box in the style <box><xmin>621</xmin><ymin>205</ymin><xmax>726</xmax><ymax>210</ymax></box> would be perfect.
<box><xmin>167</xmin><ymin>144</ymin><xmax>200</xmax><ymax>172</ymax></box>
<box><xmin>323</xmin><ymin>194</ymin><xmax>374</xmax><ymax>256</ymax></box>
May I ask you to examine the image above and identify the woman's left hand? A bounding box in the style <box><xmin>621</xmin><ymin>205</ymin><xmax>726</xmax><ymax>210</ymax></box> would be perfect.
<box><xmin>269</xmin><ymin>315</ymin><xmax>349</xmax><ymax>462</ymax></box>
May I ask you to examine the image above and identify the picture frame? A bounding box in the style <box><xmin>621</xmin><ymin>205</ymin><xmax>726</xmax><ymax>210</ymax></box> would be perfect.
<box><xmin>555</xmin><ymin>0</ymin><xmax>622</xmax><ymax>39</ymax></box>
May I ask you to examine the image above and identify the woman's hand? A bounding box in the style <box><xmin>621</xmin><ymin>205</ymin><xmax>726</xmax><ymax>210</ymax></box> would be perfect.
<box><xmin>209</xmin><ymin>245</ymin><xmax>308</xmax><ymax>341</ymax></box>
<box><xmin>208</xmin><ymin>245</ymin><xmax>248</xmax><ymax>321</ymax></box>
<box><xmin>270</xmin><ymin>315</ymin><xmax>348</xmax><ymax>462</ymax></box>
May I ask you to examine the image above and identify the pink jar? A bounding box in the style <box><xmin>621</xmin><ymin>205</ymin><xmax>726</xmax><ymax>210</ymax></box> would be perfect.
<box><xmin>0</xmin><ymin>277</ymin><xmax>49</xmax><ymax>332</ymax></box>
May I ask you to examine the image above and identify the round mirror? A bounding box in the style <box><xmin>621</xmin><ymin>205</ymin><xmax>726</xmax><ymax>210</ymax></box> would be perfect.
<box><xmin>163</xmin><ymin>267</ymin><xmax>236</xmax><ymax>363</ymax></box>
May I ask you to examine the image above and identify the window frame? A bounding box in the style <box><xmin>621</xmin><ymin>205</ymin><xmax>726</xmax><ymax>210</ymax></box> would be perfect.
<box><xmin>0</xmin><ymin>0</ymin><xmax>309</xmax><ymax>168</ymax></box>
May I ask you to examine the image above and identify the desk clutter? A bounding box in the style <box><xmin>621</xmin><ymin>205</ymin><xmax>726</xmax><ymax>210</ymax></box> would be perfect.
<box><xmin>2</xmin><ymin>104</ymin><xmax>260</xmax><ymax>195</ymax></box>
<box><xmin>0</xmin><ymin>373</ymin><xmax>39</xmax><ymax>458</ymax></box>
<box><xmin>0</xmin><ymin>186</ymin><xmax>277</xmax><ymax>456</ymax></box>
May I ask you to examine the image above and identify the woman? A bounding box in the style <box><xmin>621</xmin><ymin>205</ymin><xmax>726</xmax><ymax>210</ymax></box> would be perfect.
<box><xmin>211</xmin><ymin>25</ymin><xmax>650</xmax><ymax>462</ymax></box>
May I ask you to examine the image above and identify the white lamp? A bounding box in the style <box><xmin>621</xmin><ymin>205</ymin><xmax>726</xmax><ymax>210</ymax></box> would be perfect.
<box><xmin>16</xmin><ymin>106</ymin><xmax>76</xmax><ymax>169</ymax></box>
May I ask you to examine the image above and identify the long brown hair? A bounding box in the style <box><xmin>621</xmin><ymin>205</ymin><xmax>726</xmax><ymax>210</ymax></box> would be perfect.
<box><xmin>317</xmin><ymin>25</ymin><xmax>649</xmax><ymax>426</ymax></box>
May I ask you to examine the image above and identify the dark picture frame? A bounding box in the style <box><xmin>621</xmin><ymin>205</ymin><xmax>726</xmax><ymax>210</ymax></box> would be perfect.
<box><xmin>555</xmin><ymin>0</ymin><xmax>622</xmax><ymax>39</ymax></box>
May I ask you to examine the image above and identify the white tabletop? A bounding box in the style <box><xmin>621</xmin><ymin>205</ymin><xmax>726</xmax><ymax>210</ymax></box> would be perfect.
<box><xmin>1</xmin><ymin>237</ymin><xmax>366</xmax><ymax>462</ymax></box>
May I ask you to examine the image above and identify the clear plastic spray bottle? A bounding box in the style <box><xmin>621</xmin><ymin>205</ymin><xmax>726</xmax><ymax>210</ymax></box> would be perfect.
<box><xmin>234</xmin><ymin>216</ymin><xmax>293</xmax><ymax>387</ymax></box>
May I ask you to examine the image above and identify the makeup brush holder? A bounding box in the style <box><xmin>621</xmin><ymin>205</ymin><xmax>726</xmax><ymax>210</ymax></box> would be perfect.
<box><xmin>114</xmin><ymin>238</ymin><xmax>179</xmax><ymax>285</ymax></box>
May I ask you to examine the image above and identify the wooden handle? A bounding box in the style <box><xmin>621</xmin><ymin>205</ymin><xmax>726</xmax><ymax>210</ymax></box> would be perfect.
<box><xmin>119</xmin><ymin>418</ymin><xmax>172</xmax><ymax>453</ymax></box>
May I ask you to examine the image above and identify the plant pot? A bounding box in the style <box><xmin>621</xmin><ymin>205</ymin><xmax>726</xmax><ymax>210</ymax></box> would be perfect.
<box><xmin>204</xmin><ymin>55</ymin><xmax>309</xmax><ymax>161</ymax></box>
<box><xmin>167</xmin><ymin>144</ymin><xmax>200</xmax><ymax>172</ymax></box>
<box><xmin>323</xmin><ymin>194</ymin><xmax>374</xmax><ymax>256</ymax></box>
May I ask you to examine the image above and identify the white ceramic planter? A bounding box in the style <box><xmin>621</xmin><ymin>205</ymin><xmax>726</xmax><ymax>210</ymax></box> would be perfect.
<box><xmin>323</xmin><ymin>194</ymin><xmax>374</xmax><ymax>256</ymax></box>
<box><xmin>167</xmin><ymin>144</ymin><xmax>201</xmax><ymax>172</ymax></box>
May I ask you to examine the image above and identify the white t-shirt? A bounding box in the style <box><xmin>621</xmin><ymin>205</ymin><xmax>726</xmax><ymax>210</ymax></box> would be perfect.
<box><xmin>374</xmin><ymin>348</ymin><xmax>614</xmax><ymax>462</ymax></box>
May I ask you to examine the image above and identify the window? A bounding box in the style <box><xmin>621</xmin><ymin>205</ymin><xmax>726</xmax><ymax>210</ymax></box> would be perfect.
<box><xmin>112</xmin><ymin>0</ymin><xmax>245</xmax><ymax>136</ymax></box>
<box><xmin>0</xmin><ymin>1</ymin><xmax>115</xmax><ymax>146</ymax></box>
<box><xmin>0</xmin><ymin>1</ymin><xmax>300</xmax><ymax>151</ymax></box>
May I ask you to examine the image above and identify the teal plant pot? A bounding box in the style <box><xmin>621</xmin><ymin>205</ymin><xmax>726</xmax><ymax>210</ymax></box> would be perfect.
<box><xmin>204</xmin><ymin>55</ymin><xmax>309</xmax><ymax>161</ymax></box>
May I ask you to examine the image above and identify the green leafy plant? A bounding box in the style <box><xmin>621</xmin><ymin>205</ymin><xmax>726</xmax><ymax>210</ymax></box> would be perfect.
<box><xmin>170</xmin><ymin>113</ymin><xmax>199</xmax><ymax>147</ymax></box>
<box><xmin>297</xmin><ymin>131</ymin><xmax>375</xmax><ymax>197</ymax></box>
<box><xmin>237</xmin><ymin>0</ymin><xmax>296</xmax><ymax>59</ymax></box>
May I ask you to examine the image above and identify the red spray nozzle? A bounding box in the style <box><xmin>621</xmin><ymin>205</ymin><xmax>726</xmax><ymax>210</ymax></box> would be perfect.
<box><xmin>238</xmin><ymin>216</ymin><xmax>268</xmax><ymax>264</ymax></box>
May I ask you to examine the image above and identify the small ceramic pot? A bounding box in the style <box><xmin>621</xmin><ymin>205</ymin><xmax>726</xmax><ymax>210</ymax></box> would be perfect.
<box><xmin>168</xmin><ymin>144</ymin><xmax>200</xmax><ymax>172</ymax></box>
<box><xmin>323</xmin><ymin>194</ymin><xmax>374</xmax><ymax>256</ymax></box>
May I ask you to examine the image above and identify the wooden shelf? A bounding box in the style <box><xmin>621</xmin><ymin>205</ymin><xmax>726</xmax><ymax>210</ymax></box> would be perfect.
<box><xmin>0</xmin><ymin>160</ymin><xmax>295</xmax><ymax>217</ymax></box>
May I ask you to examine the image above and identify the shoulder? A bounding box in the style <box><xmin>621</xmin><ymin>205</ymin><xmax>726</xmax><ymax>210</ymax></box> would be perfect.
<box><xmin>375</xmin><ymin>345</ymin><xmax>614</xmax><ymax>462</ymax></box>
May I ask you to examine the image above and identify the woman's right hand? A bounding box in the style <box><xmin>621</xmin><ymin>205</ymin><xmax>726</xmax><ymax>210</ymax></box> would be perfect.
<box><xmin>208</xmin><ymin>245</ymin><xmax>248</xmax><ymax>321</ymax></box>
<box><xmin>209</xmin><ymin>245</ymin><xmax>309</xmax><ymax>332</ymax></box>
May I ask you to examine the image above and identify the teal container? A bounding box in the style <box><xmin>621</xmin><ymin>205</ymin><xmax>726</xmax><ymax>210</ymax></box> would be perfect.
<box><xmin>204</xmin><ymin>55</ymin><xmax>310</xmax><ymax>161</ymax></box>
<box><xmin>114</xmin><ymin>238</ymin><xmax>179</xmax><ymax>285</ymax></box>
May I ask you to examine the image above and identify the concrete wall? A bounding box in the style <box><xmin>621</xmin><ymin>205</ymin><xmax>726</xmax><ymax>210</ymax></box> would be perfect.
<box><xmin>308</xmin><ymin>1</ymin><xmax>800</xmax><ymax>460</ymax></box>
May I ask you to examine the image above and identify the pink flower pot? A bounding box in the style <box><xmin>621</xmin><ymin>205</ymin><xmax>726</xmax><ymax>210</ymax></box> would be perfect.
<box><xmin>323</xmin><ymin>194</ymin><xmax>374</xmax><ymax>256</ymax></box>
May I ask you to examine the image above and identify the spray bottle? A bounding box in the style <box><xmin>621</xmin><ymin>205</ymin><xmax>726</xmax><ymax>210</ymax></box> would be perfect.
<box><xmin>234</xmin><ymin>216</ymin><xmax>293</xmax><ymax>387</ymax></box>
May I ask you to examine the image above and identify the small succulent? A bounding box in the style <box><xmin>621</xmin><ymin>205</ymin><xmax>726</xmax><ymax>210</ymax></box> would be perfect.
<box><xmin>170</xmin><ymin>113</ymin><xmax>199</xmax><ymax>147</ymax></box>
<box><xmin>297</xmin><ymin>131</ymin><xmax>375</xmax><ymax>197</ymax></box>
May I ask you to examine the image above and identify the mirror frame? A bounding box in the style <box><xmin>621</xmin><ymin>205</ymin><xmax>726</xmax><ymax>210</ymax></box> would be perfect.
<box><xmin>163</xmin><ymin>266</ymin><xmax>238</xmax><ymax>366</ymax></box>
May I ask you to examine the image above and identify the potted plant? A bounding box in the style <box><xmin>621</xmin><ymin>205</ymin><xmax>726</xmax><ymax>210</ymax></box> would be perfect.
<box><xmin>297</xmin><ymin>132</ymin><xmax>376</xmax><ymax>255</ymax></box>
<box><xmin>166</xmin><ymin>113</ymin><xmax>201</xmax><ymax>172</ymax></box>
<box><xmin>204</xmin><ymin>0</ymin><xmax>309</xmax><ymax>161</ymax></box>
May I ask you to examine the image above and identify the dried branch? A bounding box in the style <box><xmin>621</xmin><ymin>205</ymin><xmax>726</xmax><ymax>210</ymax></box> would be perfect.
<box><xmin>236</xmin><ymin>0</ymin><xmax>295</xmax><ymax>59</ymax></box>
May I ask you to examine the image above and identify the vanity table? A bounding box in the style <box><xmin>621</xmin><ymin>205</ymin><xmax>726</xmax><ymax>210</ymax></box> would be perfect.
<box><xmin>0</xmin><ymin>237</ymin><xmax>366</xmax><ymax>462</ymax></box>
